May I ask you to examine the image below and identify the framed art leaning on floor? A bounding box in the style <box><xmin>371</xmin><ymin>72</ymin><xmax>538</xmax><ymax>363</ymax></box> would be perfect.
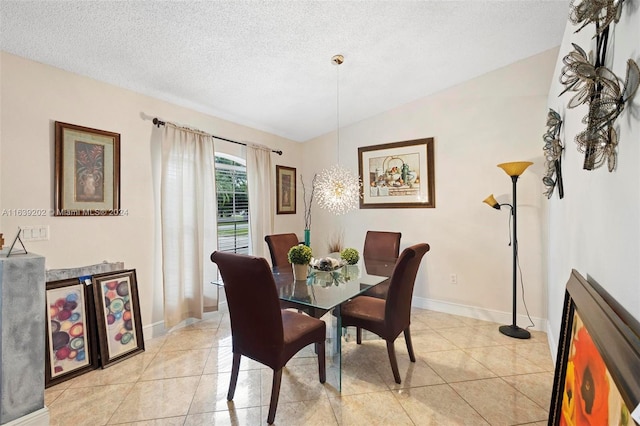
<box><xmin>45</xmin><ymin>277</ymin><xmax>99</xmax><ymax>387</ymax></box>
<box><xmin>92</xmin><ymin>269</ymin><xmax>144</xmax><ymax>367</ymax></box>
<box><xmin>549</xmin><ymin>269</ymin><xmax>640</xmax><ymax>425</ymax></box>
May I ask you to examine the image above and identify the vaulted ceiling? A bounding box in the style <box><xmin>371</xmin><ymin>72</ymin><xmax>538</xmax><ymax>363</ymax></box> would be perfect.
<box><xmin>0</xmin><ymin>1</ymin><xmax>569</xmax><ymax>141</ymax></box>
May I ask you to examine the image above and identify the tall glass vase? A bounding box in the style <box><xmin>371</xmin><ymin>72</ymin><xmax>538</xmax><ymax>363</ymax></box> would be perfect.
<box><xmin>304</xmin><ymin>229</ymin><xmax>311</xmax><ymax>246</ymax></box>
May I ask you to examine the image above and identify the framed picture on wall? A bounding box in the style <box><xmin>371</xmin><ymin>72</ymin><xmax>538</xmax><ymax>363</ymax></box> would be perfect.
<box><xmin>92</xmin><ymin>269</ymin><xmax>144</xmax><ymax>367</ymax></box>
<box><xmin>276</xmin><ymin>165</ymin><xmax>296</xmax><ymax>214</ymax></box>
<box><xmin>54</xmin><ymin>121</ymin><xmax>121</xmax><ymax>216</ymax></box>
<box><xmin>549</xmin><ymin>269</ymin><xmax>640</xmax><ymax>425</ymax></box>
<box><xmin>358</xmin><ymin>138</ymin><xmax>435</xmax><ymax>209</ymax></box>
<box><xmin>45</xmin><ymin>277</ymin><xmax>99</xmax><ymax>387</ymax></box>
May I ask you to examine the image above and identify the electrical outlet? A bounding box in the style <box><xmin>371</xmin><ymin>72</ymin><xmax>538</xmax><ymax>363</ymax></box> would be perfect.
<box><xmin>449</xmin><ymin>273</ymin><xmax>457</xmax><ymax>284</ymax></box>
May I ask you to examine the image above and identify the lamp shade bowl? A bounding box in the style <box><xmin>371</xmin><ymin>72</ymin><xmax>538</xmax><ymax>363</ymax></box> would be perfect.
<box><xmin>497</xmin><ymin>161</ymin><xmax>533</xmax><ymax>177</ymax></box>
<box><xmin>483</xmin><ymin>194</ymin><xmax>501</xmax><ymax>209</ymax></box>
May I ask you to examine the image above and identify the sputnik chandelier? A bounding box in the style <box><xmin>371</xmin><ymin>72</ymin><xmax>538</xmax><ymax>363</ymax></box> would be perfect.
<box><xmin>315</xmin><ymin>54</ymin><xmax>362</xmax><ymax>215</ymax></box>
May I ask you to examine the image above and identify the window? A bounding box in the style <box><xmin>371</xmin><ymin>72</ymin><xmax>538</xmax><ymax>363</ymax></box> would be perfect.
<box><xmin>215</xmin><ymin>154</ymin><xmax>249</xmax><ymax>254</ymax></box>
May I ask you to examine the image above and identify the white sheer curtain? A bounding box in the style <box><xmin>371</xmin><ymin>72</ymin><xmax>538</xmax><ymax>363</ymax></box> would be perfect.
<box><xmin>160</xmin><ymin>125</ymin><xmax>218</xmax><ymax>328</ymax></box>
<box><xmin>246</xmin><ymin>144</ymin><xmax>274</xmax><ymax>258</ymax></box>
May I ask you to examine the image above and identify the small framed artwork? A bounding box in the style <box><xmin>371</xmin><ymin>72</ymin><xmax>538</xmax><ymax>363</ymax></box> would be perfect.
<box><xmin>45</xmin><ymin>277</ymin><xmax>99</xmax><ymax>387</ymax></box>
<box><xmin>549</xmin><ymin>269</ymin><xmax>640</xmax><ymax>425</ymax></box>
<box><xmin>54</xmin><ymin>121</ymin><xmax>121</xmax><ymax>216</ymax></box>
<box><xmin>276</xmin><ymin>165</ymin><xmax>296</xmax><ymax>214</ymax></box>
<box><xmin>358</xmin><ymin>137</ymin><xmax>435</xmax><ymax>209</ymax></box>
<box><xmin>92</xmin><ymin>269</ymin><xmax>144</xmax><ymax>367</ymax></box>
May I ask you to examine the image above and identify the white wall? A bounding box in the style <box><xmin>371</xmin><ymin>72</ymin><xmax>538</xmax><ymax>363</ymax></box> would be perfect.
<box><xmin>304</xmin><ymin>49</ymin><xmax>559</xmax><ymax>330</ymax></box>
<box><xmin>546</xmin><ymin>9</ymin><xmax>640</xmax><ymax>354</ymax></box>
<box><xmin>0</xmin><ymin>52</ymin><xmax>304</xmax><ymax>329</ymax></box>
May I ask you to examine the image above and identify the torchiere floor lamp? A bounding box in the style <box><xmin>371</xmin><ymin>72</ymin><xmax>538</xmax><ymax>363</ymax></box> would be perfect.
<box><xmin>483</xmin><ymin>161</ymin><xmax>533</xmax><ymax>339</ymax></box>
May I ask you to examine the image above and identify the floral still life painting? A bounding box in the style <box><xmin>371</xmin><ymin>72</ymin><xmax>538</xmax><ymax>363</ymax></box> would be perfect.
<box><xmin>54</xmin><ymin>121</ymin><xmax>120</xmax><ymax>216</ymax></box>
<box><xmin>75</xmin><ymin>141</ymin><xmax>105</xmax><ymax>202</ymax></box>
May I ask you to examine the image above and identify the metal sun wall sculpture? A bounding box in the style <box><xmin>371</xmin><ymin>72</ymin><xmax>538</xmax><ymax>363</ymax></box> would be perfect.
<box><xmin>559</xmin><ymin>0</ymin><xmax>639</xmax><ymax>172</ymax></box>
<box><xmin>543</xmin><ymin>109</ymin><xmax>564</xmax><ymax>199</ymax></box>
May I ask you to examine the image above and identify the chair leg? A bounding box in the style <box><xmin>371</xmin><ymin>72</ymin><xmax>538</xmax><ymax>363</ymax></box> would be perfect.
<box><xmin>267</xmin><ymin>369</ymin><xmax>283</xmax><ymax>424</ymax></box>
<box><xmin>356</xmin><ymin>327</ymin><xmax>362</xmax><ymax>344</ymax></box>
<box><xmin>316</xmin><ymin>340</ymin><xmax>326</xmax><ymax>383</ymax></box>
<box><xmin>386</xmin><ymin>340</ymin><xmax>401</xmax><ymax>384</ymax></box>
<box><xmin>227</xmin><ymin>352</ymin><xmax>241</xmax><ymax>400</ymax></box>
<box><xmin>404</xmin><ymin>327</ymin><xmax>416</xmax><ymax>362</ymax></box>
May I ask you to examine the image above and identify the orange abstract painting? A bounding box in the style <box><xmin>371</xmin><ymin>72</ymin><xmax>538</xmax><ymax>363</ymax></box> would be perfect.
<box><xmin>560</xmin><ymin>312</ymin><xmax>633</xmax><ymax>426</ymax></box>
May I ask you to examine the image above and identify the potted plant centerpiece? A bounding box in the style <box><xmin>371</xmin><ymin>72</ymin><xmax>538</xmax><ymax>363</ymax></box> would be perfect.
<box><xmin>340</xmin><ymin>247</ymin><xmax>360</xmax><ymax>279</ymax></box>
<box><xmin>287</xmin><ymin>244</ymin><xmax>312</xmax><ymax>281</ymax></box>
<box><xmin>340</xmin><ymin>248</ymin><xmax>360</xmax><ymax>265</ymax></box>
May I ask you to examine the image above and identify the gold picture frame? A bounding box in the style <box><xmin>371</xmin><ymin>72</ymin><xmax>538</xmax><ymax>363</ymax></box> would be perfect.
<box><xmin>54</xmin><ymin>121</ymin><xmax>121</xmax><ymax>216</ymax></box>
<box><xmin>358</xmin><ymin>138</ymin><xmax>435</xmax><ymax>209</ymax></box>
<box><xmin>276</xmin><ymin>165</ymin><xmax>296</xmax><ymax>214</ymax></box>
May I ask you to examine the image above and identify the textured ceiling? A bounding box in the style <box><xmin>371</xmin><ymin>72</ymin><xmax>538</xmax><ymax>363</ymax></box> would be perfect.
<box><xmin>0</xmin><ymin>1</ymin><xmax>569</xmax><ymax>142</ymax></box>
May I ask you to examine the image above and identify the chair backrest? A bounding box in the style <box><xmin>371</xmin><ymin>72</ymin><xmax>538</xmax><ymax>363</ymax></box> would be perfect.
<box><xmin>384</xmin><ymin>243</ymin><xmax>430</xmax><ymax>335</ymax></box>
<box><xmin>210</xmin><ymin>251</ymin><xmax>284</xmax><ymax>365</ymax></box>
<box><xmin>264</xmin><ymin>233</ymin><xmax>300</xmax><ymax>268</ymax></box>
<box><xmin>363</xmin><ymin>231</ymin><xmax>402</xmax><ymax>261</ymax></box>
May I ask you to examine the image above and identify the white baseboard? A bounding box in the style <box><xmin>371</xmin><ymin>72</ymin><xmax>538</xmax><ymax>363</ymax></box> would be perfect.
<box><xmin>547</xmin><ymin>322</ymin><xmax>558</xmax><ymax>364</ymax></box>
<box><xmin>4</xmin><ymin>407</ymin><xmax>49</xmax><ymax>426</ymax></box>
<box><xmin>142</xmin><ymin>301</ymin><xmax>229</xmax><ymax>342</ymax></box>
<box><xmin>411</xmin><ymin>296</ymin><xmax>548</xmax><ymax>332</ymax></box>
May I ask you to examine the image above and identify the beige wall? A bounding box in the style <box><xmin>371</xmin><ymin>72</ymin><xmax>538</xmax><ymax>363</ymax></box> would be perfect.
<box><xmin>304</xmin><ymin>49</ymin><xmax>559</xmax><ymax>330</ymax></box>
<box><xmin>6</xmin><ymin>45</ymin><xmax>606</xmax><ymax>341</ymax></box>
<box><xmin>0</xmin><ymin>52</ymin><xmax>303</xmax><ymax>329</ymax></box>
<box><xmin>546</xmin><ymin>9</ymin><xmax>640</xmax><ymax>353</ymax></box>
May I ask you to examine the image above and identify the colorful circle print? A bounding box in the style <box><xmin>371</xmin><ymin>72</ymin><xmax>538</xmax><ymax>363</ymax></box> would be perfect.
<box><xmin>103</xmin><ymin>281</ymin><xmax>135</xmax><ymax>348</ymax></box>
<box><xmin>49</xmin><ymin>290</ymin><xmax>86</xmax><ymax>374</ymax></box>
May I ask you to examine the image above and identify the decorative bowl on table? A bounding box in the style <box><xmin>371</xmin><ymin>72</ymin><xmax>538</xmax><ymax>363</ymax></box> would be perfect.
<box><xmin>309</xmin><ymin>257</ymin><xmax>346</xmax><ymax>272</ymax></box>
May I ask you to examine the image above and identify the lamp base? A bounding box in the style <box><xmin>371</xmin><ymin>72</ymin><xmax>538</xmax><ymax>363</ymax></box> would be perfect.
<box><xmin>499</xmin><ymin>324</ymin><xmax>531</xmax><ymax>339</ymax></box>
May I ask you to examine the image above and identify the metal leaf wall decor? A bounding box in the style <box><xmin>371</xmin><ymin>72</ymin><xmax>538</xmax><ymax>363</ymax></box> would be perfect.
<box><xmin>543</xmin><ymin>109</ymin><xmax>564</xmax><ymax>199</ymax></box>
<box><xmin>559</xmin><ymin>0</ymin><xmax>639</xmax><ymax>172</ymax></box>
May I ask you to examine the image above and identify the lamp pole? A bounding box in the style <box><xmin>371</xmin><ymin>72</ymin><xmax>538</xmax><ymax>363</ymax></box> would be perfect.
<box><xmin>499</xmin><ymin>174</ymin><xmax>531</xmax><ymax>339</ymax></box>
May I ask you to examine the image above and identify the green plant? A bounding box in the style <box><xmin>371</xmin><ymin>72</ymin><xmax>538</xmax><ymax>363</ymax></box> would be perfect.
<box><xmin>287</xmin><ymin>244</ymin><xmax>312</xmax><ymax>265</ymax></box>
<box><xmin>340</xmin><ymin>248</ymin><xmax>360</xmax><ymax>265</ymax></box>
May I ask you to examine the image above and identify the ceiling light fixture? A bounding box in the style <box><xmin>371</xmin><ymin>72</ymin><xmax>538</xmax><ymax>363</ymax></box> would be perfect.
<box><xmin>315</xmin><ymin>54</ymin><xmax>362</xmax><ymax>215</ymax></box>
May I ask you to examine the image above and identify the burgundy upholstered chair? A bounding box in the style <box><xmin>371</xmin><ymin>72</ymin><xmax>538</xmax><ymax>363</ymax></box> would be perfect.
<box><xmin>362</xmin><ymin>231</ymin><xmax>402</xmax><ymax>299</ymax></box>
<box><xmin>340</xmin><ymin>243</ymin><xmax>429</xmax><ymax>384</ymax></box>
<box><xmin>264</xmin><ymin>233</ymin><xmax>300</xmax><ymax>269</ymax></box>
<box><xmin>363</xmin><ymin>230</ymin><xmax>402</xmax><ymax>260</ymax></box>
<box><xmin>210</xmin><ymin>251</ymin><xmax>326</xmax><ymax>424</ymax></box>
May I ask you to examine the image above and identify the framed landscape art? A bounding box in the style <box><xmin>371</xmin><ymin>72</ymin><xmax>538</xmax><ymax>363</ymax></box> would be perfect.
<box><xmin>358</xmin><ymin>138</ymin><xmax>435</xmax><ymax>209</ymax></box>
<box><xmin>276</xmin><ymin>165</ymin><xmax>296</xmax><ymax>214</ymax></box>
<box><xmin>549</xmin><ymin>269</ymin><xmax>640</xmax><ymax>425</ymax></box>
<box><xmin>92</xmin><ymin>269</ymin><xmax>144</xmax><ymax>367</ymax></box>
<box><xmin>45</xmin><ymin>277</ymin><xmax>98</xmax><ymax>387</ymax></box>
<box><xmin>54</xmin><ymin>121</ymin><xmax>121</xmax><ymax>216</ymax></box>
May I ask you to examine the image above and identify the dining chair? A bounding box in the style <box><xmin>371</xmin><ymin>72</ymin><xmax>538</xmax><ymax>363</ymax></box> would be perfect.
<box><xmin>340</xmin><ymin>243</ymin><xmax>429</xmax><ymax>384</ymax></box>
<box><xmin>210</xmin><ymin>251</ymin><xmax>326</xmax><ymax>425</ymax></box>
<box><xmin>264</xmin><ymin>233</ymin><xmax>301</xmax><ymax>269</ymax></box>
<box><xmin>362</xmin><ymin>230</ymin><xmax>402</xmax><ymax>299</ymax></box>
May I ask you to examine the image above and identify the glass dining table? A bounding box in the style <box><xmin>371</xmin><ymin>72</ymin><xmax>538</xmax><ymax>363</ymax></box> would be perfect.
<box><xmin>270</xmin><ymin>258</ymin><xmax>394</xmax><ymax>391</ymax></box>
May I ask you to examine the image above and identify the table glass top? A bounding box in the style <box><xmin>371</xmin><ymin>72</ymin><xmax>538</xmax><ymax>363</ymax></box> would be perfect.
<box><xmin>272</xmin><ymin>258</ymin><xmax>395</xmax><ymax>311</ymax></box>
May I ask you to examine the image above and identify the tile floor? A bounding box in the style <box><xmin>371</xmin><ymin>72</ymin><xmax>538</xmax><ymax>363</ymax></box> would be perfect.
<box><xmin>45</xmin><ymin>307</ymin><xmax>555</xmax><ymax>425</ymax></box>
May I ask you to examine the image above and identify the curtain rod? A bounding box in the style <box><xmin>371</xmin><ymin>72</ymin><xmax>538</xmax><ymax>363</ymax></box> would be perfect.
<box><xmin>152</xmin><ymin>118</ymin><xmax>283</xmax><ymax>155</ymax></box>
